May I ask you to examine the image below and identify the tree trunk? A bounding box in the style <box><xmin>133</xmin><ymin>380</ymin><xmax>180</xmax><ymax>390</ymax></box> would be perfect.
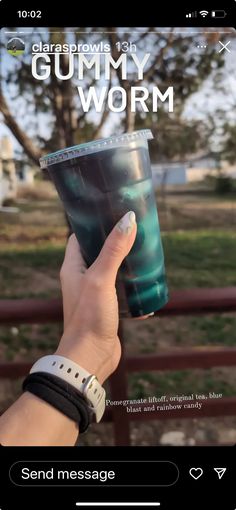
<box><xmin>0</xmin><ymin>91</ymin><xmax>42</xmax><ymax>165</ymax></box>
<box><xmin>60</xmin><ymin>53</ymin><xmax>78</xmax><ymax>147</ymax></box>
<box><xmin>124</xmin><ymin>89</ymin><xmax>135</xmax><ymax>132</ymax></box>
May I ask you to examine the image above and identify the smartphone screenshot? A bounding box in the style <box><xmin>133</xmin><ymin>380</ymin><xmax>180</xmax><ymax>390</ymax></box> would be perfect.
<box><xmin>0</xmin><ymin>2</ymin><xmax>236</xmax><ymax>509</ymax></box>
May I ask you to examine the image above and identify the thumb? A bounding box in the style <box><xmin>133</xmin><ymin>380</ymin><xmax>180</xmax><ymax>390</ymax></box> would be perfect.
<box><xmin>91</xmin><ymin>211</ymin><xmax>137</xmax><ymax>284</ymax></box>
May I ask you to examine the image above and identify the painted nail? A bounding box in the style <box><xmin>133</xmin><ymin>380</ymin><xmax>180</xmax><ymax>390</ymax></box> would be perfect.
<box><xmin>116</xmin><ymin>211</ymin><xmax>136</xmax><ymax>235</ymax></box>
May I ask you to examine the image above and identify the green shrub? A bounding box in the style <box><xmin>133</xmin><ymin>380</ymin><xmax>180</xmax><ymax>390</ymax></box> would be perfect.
<box><xmin>215</xmin><ymin>176</ymin><xmax>234</xmax><ymax>194</ymax></box>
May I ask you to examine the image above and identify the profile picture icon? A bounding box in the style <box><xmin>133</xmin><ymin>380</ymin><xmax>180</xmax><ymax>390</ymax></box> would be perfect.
<box><xmin>6</xmin><ymin>38</ymin><xmax>25</xmax><ymax>56</ymax></box>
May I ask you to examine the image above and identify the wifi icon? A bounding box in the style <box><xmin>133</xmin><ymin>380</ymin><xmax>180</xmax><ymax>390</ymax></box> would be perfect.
<box><xmin>199</xmin><ymin>10</ymin><xmax>209</xmax><ymax>17</ymax></box>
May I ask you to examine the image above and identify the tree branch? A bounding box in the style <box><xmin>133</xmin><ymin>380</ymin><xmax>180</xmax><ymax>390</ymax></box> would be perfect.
<box><xmin>0</xmin><ymin>90</ymin><xmax>42</xmax><ymax>165</ymax></box>
<box><xmin>108</xmin><ymin>28</ymin><xmax>130</xmax><ymax>90</ymax></box>
<box><xmin>142</xmin><ymin>29</ymin><xmax>175</xmax><ymax>82</ymax></box>
<box><xmin>93</xmin><ymin>76</ymin><xmax>112</xmax><ymax>139</ymax></box>
<box><xmin>132</xmin><ymin>27</ymin><xmax>156</xmax><ymax>46</ymax></box>
<box><xmin>77</xmin><ymin>77</ymin><xmax>97</xmax><ymax>123</ymax></box>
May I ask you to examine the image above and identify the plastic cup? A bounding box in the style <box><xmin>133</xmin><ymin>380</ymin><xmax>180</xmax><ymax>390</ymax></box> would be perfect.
<box><xmin>40</xmin><ymin>130</ymin><xmax>168</xmax><ymax>317</ymax></box>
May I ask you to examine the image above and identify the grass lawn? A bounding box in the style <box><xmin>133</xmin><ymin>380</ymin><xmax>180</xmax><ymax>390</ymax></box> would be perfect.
<box><xmin>1</xmin><ymin>182</ymin><xmax>236</xmax><ymax>444</ymax></box>
<box><xmin>1</xmin><ymin>227</ymin><xmax>236</xmax><ymax>295</ymax></box>
<box><xmin>163</xmin><ymin>230</ymin><xmax>236</xmax><ymax>288</ymax></box>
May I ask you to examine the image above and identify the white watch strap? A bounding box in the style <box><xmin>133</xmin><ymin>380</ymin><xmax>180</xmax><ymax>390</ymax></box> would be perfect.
<box><xmin>30</xmin><ymin>355</ymin><xmax>106</xmax><ymax>423</ymax></box>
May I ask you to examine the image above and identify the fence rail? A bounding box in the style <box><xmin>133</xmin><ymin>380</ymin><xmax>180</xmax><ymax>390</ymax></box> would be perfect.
<box><xmin>0</xmin><ymin>286</ymin><xmax>236</xmax><ymax>445</ymax></box>
<box><xmin>1</xmin><ymin>347</ymin><xmax>236</xmax><ymax>378</ymax></box>
<box><xmin>1</xmin><ymin>287</ymin><xmax>236</xmax><ymax>324</ymax></box>
<box><xmin>103</xmin><ymin>396</ymin><xmax>236</xmax><ymax>422</ymax></box>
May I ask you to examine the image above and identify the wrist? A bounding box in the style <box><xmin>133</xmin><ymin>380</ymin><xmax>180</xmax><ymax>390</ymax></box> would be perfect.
<box><xmin>55</xmin><ymin>335</ymin><xmax>109</xmax><ymax>385</ymax></box>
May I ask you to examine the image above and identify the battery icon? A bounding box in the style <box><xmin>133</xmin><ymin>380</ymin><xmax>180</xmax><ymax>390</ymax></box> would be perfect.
<box><xmin>211</xmin><ymin>10</ymin><xmax>227</xmax><ymax>18</ymax></box>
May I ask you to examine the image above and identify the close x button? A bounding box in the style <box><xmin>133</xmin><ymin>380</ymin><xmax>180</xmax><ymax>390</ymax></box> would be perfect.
<box><xmin>9</xmin><ymin>461</ymin><xmax>179</xmax><ymax>487</ymax></box>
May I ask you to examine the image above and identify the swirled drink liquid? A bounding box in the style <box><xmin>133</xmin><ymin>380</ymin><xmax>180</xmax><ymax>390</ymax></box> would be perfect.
<box><xmin>40</xmin><ymin>130</ymin><xmax>168</xmax><ymax>317</ymax></box>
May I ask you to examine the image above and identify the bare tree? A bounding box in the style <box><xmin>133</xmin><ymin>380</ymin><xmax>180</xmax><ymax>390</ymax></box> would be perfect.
<box><xmin>108</xmin><ymin>28</ymin><xmax>174</xmax><ymax>132</ymax></box>
<box><xmin>0</xmin><ymin>26</ymin><xmax>228</xmax><ymax>163</ymax></box>
<box><xmin>0</xmin><ymin>28</ymin><xmax>112</xmax><ymax>163</ymax></box>
<box><xmin>0</xmin><ymin>91</ymin><xmax>42</xmax><ymax>164</ymax></box>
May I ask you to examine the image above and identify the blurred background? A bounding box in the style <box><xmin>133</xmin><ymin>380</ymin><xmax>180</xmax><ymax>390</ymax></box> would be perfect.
<box><xmin>0</xmin><ymin>27</ymin><xmax>236</xmax><ymax>445</ymax></box>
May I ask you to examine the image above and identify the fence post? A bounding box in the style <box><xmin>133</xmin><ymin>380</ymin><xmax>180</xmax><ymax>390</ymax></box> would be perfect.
<box><xmin>108</xmin><ymin>319</ymin><xmax>130</xmax><ymax>446</ymax></box>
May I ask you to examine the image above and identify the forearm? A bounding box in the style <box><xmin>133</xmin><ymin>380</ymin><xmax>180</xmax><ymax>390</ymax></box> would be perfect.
<box><xmin>0</xmin><ymin>336</ymin><xmax>108</xmax><ymax>446</ymax></box>
<box><xmin>0</xmin><ymin>391</ymin><xmax>78</xmax><ymax>446</ymax></box>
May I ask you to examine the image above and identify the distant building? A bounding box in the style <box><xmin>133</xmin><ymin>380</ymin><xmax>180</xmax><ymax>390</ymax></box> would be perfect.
<box><xmin>0</xmin><ymin>136</ymin><xmax>38</xmax><ymax>205</ymax></box>
<box><xmin>16</xmin><ymin>161</ymin><xmax>36</xmax><ymax>185</ymax></box>
<box><xmin>0</xmin><ymin>136</ymin><xmax>17</xmax><ymax>205</ymax></box>
<box><xmin>152</xmin><ymin>155</ymin><xmax>236</xmax><ymax>187</ymax></box>
<box><xmin>186</xmin><ymin>155</ymin><xmax>236</xmax><ymax>182</ymax></box>
<box><xmin>151</xmin><ymin>163</ymin><xmax>187</xmax><ymax>187</ymax></box>
<box><xmin>188</xmin><ymin>156</ymin><xmax>218</xmax><ymax>170</ymax></box>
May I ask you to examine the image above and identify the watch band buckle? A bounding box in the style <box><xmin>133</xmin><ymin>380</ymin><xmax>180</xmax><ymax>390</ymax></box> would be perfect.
<box><xmin>83</xmin><ymin>375</ymin><xmax>106</xmax><ymax>423</ymax></box>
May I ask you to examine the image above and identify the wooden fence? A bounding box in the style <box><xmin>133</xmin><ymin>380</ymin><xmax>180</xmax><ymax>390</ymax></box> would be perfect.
<box><xmin>0</xmin><ymin>287</ymin><xmax>236</xmax><ymax>445</ymax></box>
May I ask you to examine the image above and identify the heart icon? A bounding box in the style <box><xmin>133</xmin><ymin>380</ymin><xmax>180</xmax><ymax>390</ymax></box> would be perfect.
<box><xmin>189</xmin><ymin>467</ymin><xmax>203</xmax><ymax>480</ymax></box>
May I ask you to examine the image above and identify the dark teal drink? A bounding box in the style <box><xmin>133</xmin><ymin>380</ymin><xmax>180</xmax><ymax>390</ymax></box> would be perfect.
<box><xmin>40</xmin><ymin>130</ymin><xmax>168</xmax><ymax>317</ymax></box>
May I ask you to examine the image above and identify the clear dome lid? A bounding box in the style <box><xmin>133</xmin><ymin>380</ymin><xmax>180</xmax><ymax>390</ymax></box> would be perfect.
<box><xmin>40</xmin><ymin>129</ymin><xmax>153</xmax><ymax>168</ymax></box>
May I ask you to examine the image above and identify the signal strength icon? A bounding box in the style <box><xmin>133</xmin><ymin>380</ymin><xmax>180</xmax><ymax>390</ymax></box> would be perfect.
<box><xmin>199</xmin><ymin>10</ymin><xmax>209</xmax><ymax>17</ymax></box>
<box><xmin>186</xmin><ymin>11</ymin><xmax>197</xmax><ymax>17</ymax></box>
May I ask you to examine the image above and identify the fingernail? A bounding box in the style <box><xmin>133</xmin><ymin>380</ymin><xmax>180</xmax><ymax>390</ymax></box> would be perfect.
<box><xmin>148</xmin><ymin>312</ymin><xmax>155</xmax><ymax>317</ymax></box>
<box><xmin>116</xmin><ymin>211</ymin><xmax>136</xmax><ymax>235</ymax></box>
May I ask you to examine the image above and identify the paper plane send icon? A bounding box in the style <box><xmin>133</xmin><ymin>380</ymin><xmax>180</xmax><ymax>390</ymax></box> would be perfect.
<box><xmin>214</xmin><ymin>468</ymin><xmax>227</xmax><ymax>479</ymax></box>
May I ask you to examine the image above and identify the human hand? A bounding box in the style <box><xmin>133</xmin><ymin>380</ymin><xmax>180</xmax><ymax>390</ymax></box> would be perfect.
<box><xmin>56</xmin><ymin>211</ymin><xmax>152</xmax><ymax>384</ymax></box>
